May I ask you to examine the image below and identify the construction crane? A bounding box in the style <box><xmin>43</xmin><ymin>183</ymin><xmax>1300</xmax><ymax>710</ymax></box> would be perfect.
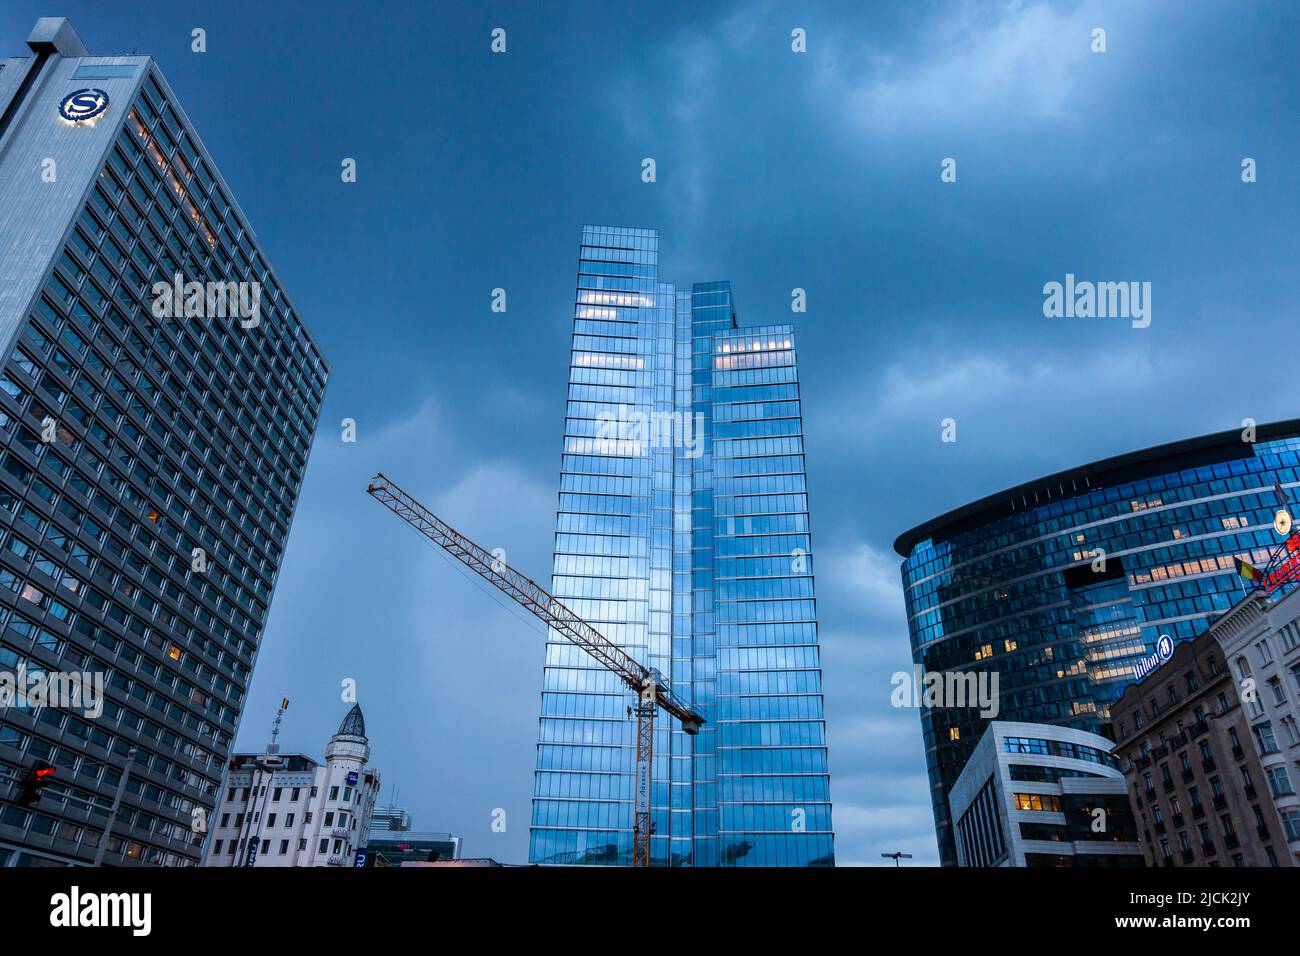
<box><xmin>366</xmin><ymin>473</ymin><xmax>703</xmax><ymax>867</ymax></box>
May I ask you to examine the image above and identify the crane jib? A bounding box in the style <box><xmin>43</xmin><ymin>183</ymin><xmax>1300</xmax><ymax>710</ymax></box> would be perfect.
<box><xmin>366</xmin><ymin>473</ymin><xmax>705</xmax><ymax>736</ymax></box>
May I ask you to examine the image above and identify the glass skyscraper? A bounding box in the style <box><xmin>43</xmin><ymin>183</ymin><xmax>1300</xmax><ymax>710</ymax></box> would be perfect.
<box><xmin>529</xmin><ymin>226</ymin><xmax>833</xmax><ymax>866</ymax></box>
<box><xmin>894</xmin><ymin>422</ymin><xmax>1300</xmax><ymax>866</ymax></box>
<box><xmin>0</xmin><ymin>20</ymin><xmax>326</xmax><ymax>865</ymax></box>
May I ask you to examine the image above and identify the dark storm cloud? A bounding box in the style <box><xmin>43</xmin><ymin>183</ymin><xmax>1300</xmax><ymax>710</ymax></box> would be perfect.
<box><xmin>7</xmin><ymin>0</ymin><xmax>1294</xmax><ymax>864</ymax></box>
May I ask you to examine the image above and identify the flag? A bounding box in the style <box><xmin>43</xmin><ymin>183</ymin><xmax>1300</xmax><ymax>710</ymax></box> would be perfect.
<box><xmin>1276</xmin><ymin>483</ymin><xmax>1291</xmax><ymax>508</ymax></box>
<box><xmin>1235</xmin><ymin>558</ymin><xmax>1261</xmax><ymax>581</ymax></box>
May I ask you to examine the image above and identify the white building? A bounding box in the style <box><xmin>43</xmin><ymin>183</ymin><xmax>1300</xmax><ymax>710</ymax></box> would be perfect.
<box><xmin>949</xmin><ymin>721</ymin><xmax>1144</xmax><ymax>867</ymax></box>
<box><xmin>1208</xmin><ymin>588</ymin><xmax>1300</xmax><ymax>862</ymax></box>
<box><xmin>201</xmin><ymin>705</ymin><xmax>380</xmax><ymax>867</ymax></box>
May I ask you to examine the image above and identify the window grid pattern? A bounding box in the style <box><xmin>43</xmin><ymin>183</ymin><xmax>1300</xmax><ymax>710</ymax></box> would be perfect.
<box><xmin>901</xmin><ymin>435</ymin><xmax>1300</xmax><ymax>865</ymax></box>
<box><xmin>0</xmin><ymin>68</ymin><xmax>327</xmax><ymax>867</ymax></box>
<box><xmin>529</xmin><ymin>230</ymin><xmax>833</xmax><ymax>866</ymax></box>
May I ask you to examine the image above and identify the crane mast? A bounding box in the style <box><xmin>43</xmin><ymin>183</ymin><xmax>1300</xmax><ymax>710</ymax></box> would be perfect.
<box><xmin>366</xmin><ymin>473</ymin><xmax>703</xmax><ymax>867</ymax></box>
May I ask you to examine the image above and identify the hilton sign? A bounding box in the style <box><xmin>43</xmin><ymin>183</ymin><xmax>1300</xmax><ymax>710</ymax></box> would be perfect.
<box><xmin>1132</xmin><ymin>633</ymin><xmax>1176</xmax><ymax>681</ymax></box>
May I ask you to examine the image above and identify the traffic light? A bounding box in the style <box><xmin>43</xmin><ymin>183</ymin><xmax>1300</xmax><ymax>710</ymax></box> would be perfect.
<box><xmin>17</xmin><ymin>765</ymin><xmax>55</xmax><ymax>806</ymax></box>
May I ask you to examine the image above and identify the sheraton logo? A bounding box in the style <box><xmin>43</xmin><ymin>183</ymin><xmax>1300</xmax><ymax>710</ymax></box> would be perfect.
<box><xmin>57</xmin><ymin>87</ymin><xmax>110</xmax><ymax>126</ymax></box>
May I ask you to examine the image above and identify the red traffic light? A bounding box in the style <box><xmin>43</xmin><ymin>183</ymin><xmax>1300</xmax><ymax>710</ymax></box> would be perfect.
<box><xmin>17</xmin><ymin>764</ymin><xmax>55</xmax><ymax>805</ymax></box>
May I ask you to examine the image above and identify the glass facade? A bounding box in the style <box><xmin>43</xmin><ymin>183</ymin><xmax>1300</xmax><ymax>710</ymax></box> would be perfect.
<box><xmin>895</xmin><ymin>425</ymin><xmax>1300</xmax><ymax>865</ymax></box>
<box><xmin>0</xmin><ymin>60</ymin><xmax>326</xmax><ymax>865</ymax></box>
<box><xmin>529</xmin><ymin>226</ymin><xmax>833</xmax><ymax>866</ymax></box>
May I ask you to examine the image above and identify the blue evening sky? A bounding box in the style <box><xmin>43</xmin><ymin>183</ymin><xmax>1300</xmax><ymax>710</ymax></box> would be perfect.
<box><xmin>5</xmin><ymin>0</ymin><xmax>1298</xmax><ymax>865</ymax></box>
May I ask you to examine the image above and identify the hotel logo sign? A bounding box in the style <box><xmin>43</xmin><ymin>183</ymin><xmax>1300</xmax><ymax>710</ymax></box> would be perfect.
<box><xmin>1260</xmin><ymin>533</ymin><xmax>1300</xmax><ymax>594</ymax></box>
<box><xmin>1133</xmin><ymin>633</ymin><xmax>1175</xmax><ymax>681</ymax></box>
<box><xmin>57</xmin><ymin>88</ymin><xmax>110</xmax><ymax>126</ymax></box>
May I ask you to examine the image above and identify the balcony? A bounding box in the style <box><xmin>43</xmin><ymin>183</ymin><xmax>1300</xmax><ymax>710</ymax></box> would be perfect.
<box><xmin>1180</xmin><ymin>849</ymin><xmax>1195</xmax><ymax>864</ymax></box>
<box><xmin>1244</xmin><ymin>784</ymin><xmax>1256</xmax><ymax>800</ymax></box>
<box><xmin>1154</xmin><ymin>821</ymin><xmax>1167</xmax><ymax>835</ymax></box>
<box><xmin>1192</xmin><ymin>720</ymin><xmax>1210</xmax><ymax>737</ymax></box>
<box><xmin>1257</xmin><ymin>824</ymin><xmax>1270</xmax><ymax>839</ymax></box>
<box><xmin>1224</xmin><ymin>834</ymin><xmax>1240</xmax><ymax>850</ymax></box>
<box><xmin>1212</xmin><ymin>794</ymin><xmax>1228</xmax><ymax>811</ymax></box>
<box><xmin>1163</xmin><ymin>779</ymin><xmax>1176</xmax><ymax>793</ymax></box>
<box><xmin>1202</xmin><ymin>841</ymin><xmax>1217</xmax><ymax>856</ymax></box>
<box><xmin>1152</xmin><ymin>744</ymin><xmax>1170</xmax><ymax>759</ymax></box>
<box><xmin>1136</xmin><ymin>755</ymin><xmax>1152</xmax><ymax>770</ymax></box>
<box><xmin>1192</xmin><ymin>804</ymin><xmax>1206</xmax><ymax>819</ymax></box>
<box><xmin>1231</xmin><ymin>744</ymin><xmax>1245</xmax><ymax>760</ymax></box>
<box><xmin>1170</xmin><ymin>732</ymin><xmax>1189</xmax><ymax>748</ymax></box>
<box><xmin>1181</xmin><ymin>768</ymin><xmax>1195</xmax><ymax>783</ymax></box>
<box><xmin>1202</xmin><ymin>757</ymin><xmax>1216</xmax><ymax>772</ymax></box>
<box><xmin>1144</xmin><ymin>787</ymin><xmax>1158</xmax><ymax>802</ymax></box>
<box><xmin>1172</xmin><ymin>813</ymin><xmax>1185</xmax><ymax>827</ymax></box>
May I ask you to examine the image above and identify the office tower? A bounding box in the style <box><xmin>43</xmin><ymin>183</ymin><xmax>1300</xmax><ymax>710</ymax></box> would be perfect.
<box><xmin>202</xmin><ymin>706</ymin><xmax>380</xmax><ymax>867</ymax></box>
<box><xmin>368</xmin><ymin>803</ymin><xmax>413</xmax><ymax>833</ymax></box>
<box><xmin>894</xmin><ymin>421</ymin><xmax>1300</xmax><ymax>865</ymax></box>
<box><xmin>950</xmin><ymin>721</ymin><xmax>1141</xmax><ymax>867</ymax></box>
<box><xmin>0</xmin><ymin>19</ymin><xmax>328</xmax><ymax>866</ymax></box>
<box><xmin>365</xmin><ymin>801</ymin><xmax>463</xmax><ymax>865</ymax></box>
<box><xmin>1111</xmin><ymin>626</ymin><xmax>1295</xmax><ymax>866</ymax></box>
<box><xmin>529</xmin><ymin>226</ymin><xmax>833</xmax><ymax>866</ymax></box>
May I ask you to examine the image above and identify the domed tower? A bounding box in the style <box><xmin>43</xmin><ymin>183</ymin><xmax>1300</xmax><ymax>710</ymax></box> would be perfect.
<box><xmin>326</xmin><ymin>703</ymin><xmax>369</xmax><ymax>766</ymax></box>
<box><xmin>313</xmin><ymin>704</ymin><xmax>381</xmax><ymax>866</ymax></box>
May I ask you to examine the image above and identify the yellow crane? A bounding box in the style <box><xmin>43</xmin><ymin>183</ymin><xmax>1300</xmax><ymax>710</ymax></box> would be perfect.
<box><xmin>366</xmin><ymin>473</ymin><xmax>703</xmax><ymax>867</ymax></box>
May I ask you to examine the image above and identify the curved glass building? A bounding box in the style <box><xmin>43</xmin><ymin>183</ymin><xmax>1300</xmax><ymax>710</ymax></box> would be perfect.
<box><xmin>894</xmin><ymin>421</ymin><xmax>1300</xmax><ymax>865</ymax></box>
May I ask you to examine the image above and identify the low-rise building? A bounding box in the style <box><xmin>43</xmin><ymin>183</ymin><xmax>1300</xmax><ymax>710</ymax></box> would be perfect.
<box><xmin>200</xmin><ymin>704</ymin><xmax>379</xmax><ymax>867</ymax></box>
<box><xmin>1112</xmin><ymin>628</ymin><xmax>1293</xmax><ymax>866</ymax></box>
<box><xmin>365</xmin><ymin>803</ymin><xmax>461</xmax><ymax>866</ymax></box>
<box><xmin>950</xmin><ymin>721</ymin><xmax>1142</xmax><ymax>867</ymax></box>
<box><xmin>399</xmin><ymin>858</ymin><xmax>503</xmax><ymax>868</ymax></box>
<box><xmin>1207</xmin><ymin>588</ymin><xmax>1300</xmax><ymax>863</ymax></box>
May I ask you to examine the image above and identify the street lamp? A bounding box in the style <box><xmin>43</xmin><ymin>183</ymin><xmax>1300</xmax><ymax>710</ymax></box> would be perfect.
<box><xmin>93</xmin><ymin>746</ymin><xmax>138</xmax><ymax>867</ymax></box>
<box><xmin>881</xmin><ymin>851</ymin><xmax>912</xmax><ymax>867</ymax></box>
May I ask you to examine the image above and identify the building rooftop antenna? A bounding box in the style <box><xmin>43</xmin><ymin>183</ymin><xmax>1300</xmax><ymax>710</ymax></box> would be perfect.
<box><xmin>267</xmin><ymin>696</ymin><xmax>289</xmax><ymax>754</ymax></box>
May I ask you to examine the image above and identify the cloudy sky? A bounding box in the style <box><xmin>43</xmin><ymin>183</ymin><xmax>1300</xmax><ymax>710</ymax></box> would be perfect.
<box><xmin>6</xmin><ymin>0</ymin><xmax>1298</xmax><ymax>865</ymax></box>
